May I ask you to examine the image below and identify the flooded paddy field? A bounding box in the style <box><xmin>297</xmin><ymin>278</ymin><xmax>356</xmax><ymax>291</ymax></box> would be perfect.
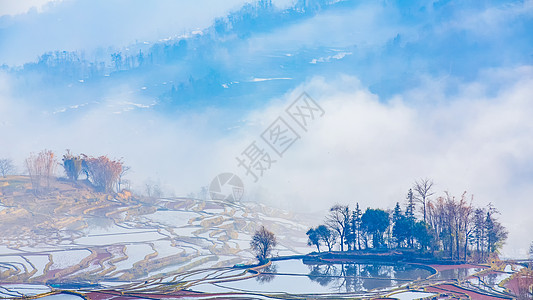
<box><xmin>0</xmin><ymin>177</ymin><xmax>527</xmax><ymax>299</ymax></box>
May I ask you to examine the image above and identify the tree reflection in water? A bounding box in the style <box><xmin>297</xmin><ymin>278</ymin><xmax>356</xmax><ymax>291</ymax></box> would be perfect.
<box><xmin>307</xmin><ymin>263</ymin><xmax>430</xmax><ymax>292</ymax></box>
<box><xmin>256</xmin><ymin>264</ymin><xmax>278</xmax><ymax>284</ymax></box>
<box><xmin>308</xmin><ymin>264</ymin><xmax>337</xmax><ymax>287</ymax></box>
<box><xmin>438</xmin><ymin>268</ymin><xmax>473</xmax><ymax>280</ymax></box>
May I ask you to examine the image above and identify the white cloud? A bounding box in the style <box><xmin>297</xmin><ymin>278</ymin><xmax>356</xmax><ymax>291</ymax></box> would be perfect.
<box><xmin>234</xmin><ymin>69</ymin><xmax>533</xmax><ymax>258</ymax></box>
<box><xmin>1</xmin><ymin>65</ymin><xmax>532</xmax><ymax>258</ymax></box>
<box><xmin>440</xmin><ymin>0</ymin><xmax>533</xmax><ymax>37</ymax></box>
<box><xmin>0</xmin><ymin>0</ymin><xmax>61</xmax><ymax>16</ymax></box>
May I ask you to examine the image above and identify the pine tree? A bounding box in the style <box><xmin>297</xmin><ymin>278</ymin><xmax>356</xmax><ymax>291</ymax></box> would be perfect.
<box><xmin>353</xmin><ymin>203</ymin><xmax>362</xmax><ymax>250</ymax></box>
<box><xmin>393</xmin><ymin>202</ymin><xmax>402</xmax><ymax>223</ymax></box>
<box><xmin>405</xmin><ymin>189</ymin><xmax>416</xmax><ymax>248</ymax></box>
<box><xmin>406</xmin><ymin>189</ymin><xmax>415</xmax><ymax>220</ymax></box>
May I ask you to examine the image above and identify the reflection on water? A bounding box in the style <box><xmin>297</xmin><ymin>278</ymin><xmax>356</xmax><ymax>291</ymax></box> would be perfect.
<box><xmin>482</xmin><ymin>272</ymin><xmax>510</xmax><ymax>286</ymax></box>
<box><xmin>40</xmin><ymin>294</ymin><xmax>85</xmax><ymax>300</ymax></box>
<box><xmin>306</xmin><ymin>262</ymin><xmax>432</xmax><ymax>292</ymax></box>
<box><xmin>202</xmin><ymin>259</ymin><xmax>433</xmax><ymax>294</ymax></box>
<box><xmin>256</xmin><ymin>264</ymin><xmax>278</xmax><ymax>284</ymax></box>
<box><xmin>437</xmin><ymin>267</ymin><xmax>483</xmax><ymax>280</ymax></box>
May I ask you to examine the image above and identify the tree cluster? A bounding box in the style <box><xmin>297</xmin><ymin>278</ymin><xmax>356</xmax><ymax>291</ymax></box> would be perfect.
<box><xmin>426</xmin><ymin>192</ymin><xmax>507</xmax><ymax>261</ymax></box>
<box><xmin>23</xmin><ymin>150</ymin><xmax>125</xmax><ymax>194</ymax></box>
<box><xmin>81</xmin><ymin>154</ymin><xmax>123</xmax><ymax>193</ymax></box>
<box><xmin>306</xmin><ymin>179</ymin><xmax>508</xmax><ymax>262</ymax></box>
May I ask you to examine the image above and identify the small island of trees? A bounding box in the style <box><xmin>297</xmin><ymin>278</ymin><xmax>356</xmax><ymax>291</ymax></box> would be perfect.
<box><xmin>307</xmin><ymin>179</ymin><xmax>508</xmax><ymax>263</ymax></box>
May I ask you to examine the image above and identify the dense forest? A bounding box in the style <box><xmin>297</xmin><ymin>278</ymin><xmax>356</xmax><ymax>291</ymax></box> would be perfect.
<box><xmin>307</xmin><ymin>179</ymin><xmax>508</xmax><ymax>262</ymax></box>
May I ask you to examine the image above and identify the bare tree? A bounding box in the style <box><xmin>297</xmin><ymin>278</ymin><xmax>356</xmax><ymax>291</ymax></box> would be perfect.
<box><xmin>250</xmin><ymin>226</ymin><xmax>277</xmax><ymax>263</ymax></box>
<box><xmin>326</xmin><ymin>204</ymin><xmax>350</xmax><ymax>251</ymax></box>
<box><xmin>460</xmin><ymin>193</ymin><xmax>474</xmax><ymax>261</ymax></box>
<box><xmin>413</xmin><ymin>178</ymin><xmax>434</xmax><ymax>223</ymax></box>
<box><xmin>145</xmin><ymin>180</ymin><xmax>163</xmax><ymax>200</ymax></box>
<box><xmin>0</xmin><ymin>158</ymin><xmax>15</xmax><ymax>177</ymax></box>
<box><xmin>25</xmin><ymin>150</ymin><xmax>57</xmax><ymax>193</ymax></box>
<box><xmin>427</xmin><ymin>192</ymin><xmax>505</xmax><ymax>262</ymax></box>
<box><xmin>117</xmin><ymin>165</ymin><xmax>131</xmax><ymax>192</ymax></box>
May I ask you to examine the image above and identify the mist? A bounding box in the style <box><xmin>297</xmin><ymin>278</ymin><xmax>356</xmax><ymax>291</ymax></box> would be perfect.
<box><xmin>2</xmin><ymin>65</ymin><xmax>533</xmax><ymax>257</ymax></box>
<box><xmin>1</xmin><ymin>0</ymin><xmax>532</xmax><ymax>259</ymax></box>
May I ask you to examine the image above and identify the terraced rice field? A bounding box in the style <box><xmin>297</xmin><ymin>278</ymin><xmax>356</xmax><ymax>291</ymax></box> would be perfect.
<box><xmin>0</xmin><ymin>177</ymin><xmax>528</xmax><ymax>299</ymax></box>
<box><xmin>0</xmin><ymin>176</ymin><xmax>314</xmax><ymax>297</ymax></box>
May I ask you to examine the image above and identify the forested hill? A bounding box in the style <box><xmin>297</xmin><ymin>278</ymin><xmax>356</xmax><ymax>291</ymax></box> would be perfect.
<box><xmin>5</xmin><ymin>0</ymin><xmax>529</xmax><ymax>115</ymax></box>
<box><xmin>6</xmin><ymin>0</ymin><xmax>350</xmax><ymax>112</ymax></box>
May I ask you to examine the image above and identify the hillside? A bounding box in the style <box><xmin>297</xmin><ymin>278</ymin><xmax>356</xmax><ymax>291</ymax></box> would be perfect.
<box><xmin>0</xmin><ymin>176</ymin><xmax>313</xmax><ymax>284</ymax></box>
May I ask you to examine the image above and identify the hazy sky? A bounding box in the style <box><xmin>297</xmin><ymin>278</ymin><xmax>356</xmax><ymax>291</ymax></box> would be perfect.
<box><xmin>0</xmin><ymin>0</ymin><xmax>532</xmax><ymax>257</ymax></box>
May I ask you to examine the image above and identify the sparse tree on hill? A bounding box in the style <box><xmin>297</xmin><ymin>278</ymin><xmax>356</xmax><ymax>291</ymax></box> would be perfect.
<box><xmin>0</xmin><ymin>158</ymin><xmax>15</xmax><ymax>177</ymax></box>
<box><xmin>251</xmin><ymin>226</ymin><xmax>277</xmax><ymax>262</ymax></box>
